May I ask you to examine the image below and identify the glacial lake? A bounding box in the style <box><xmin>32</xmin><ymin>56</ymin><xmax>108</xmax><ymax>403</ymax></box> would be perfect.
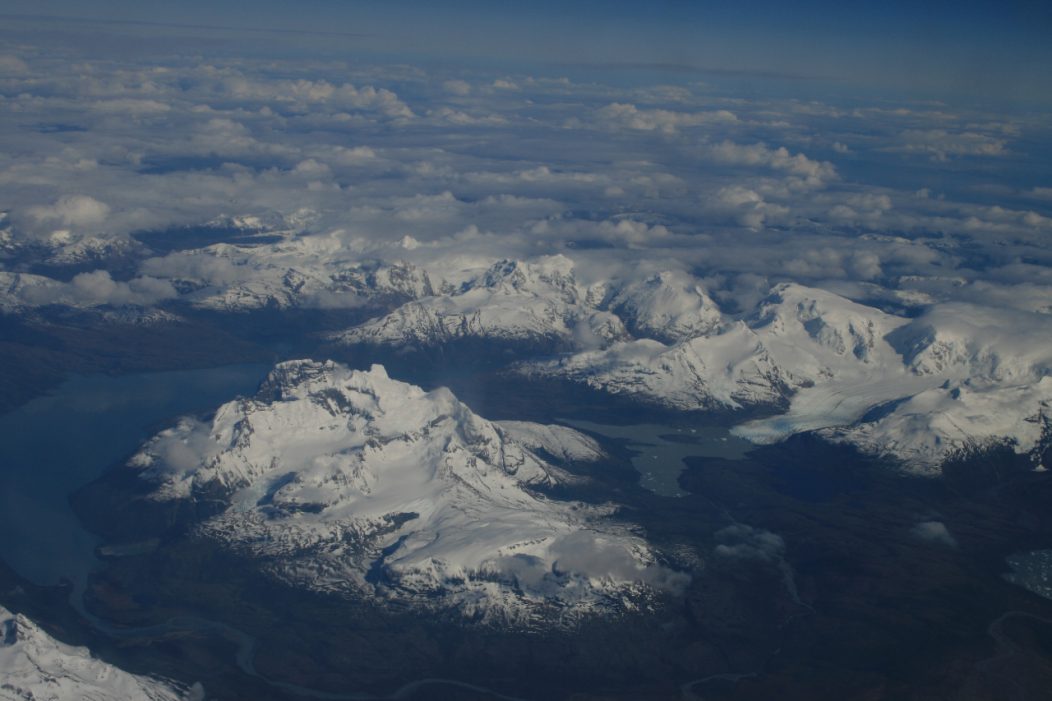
<box><xmin>0</xmin><ymin>363</ymin><xmax>270</xmax><ymax>593</ymax></box>
<box><xmin>558</xmin><ymin>419</ymin><xmax>754</xmax><ymax>497</ymax></box>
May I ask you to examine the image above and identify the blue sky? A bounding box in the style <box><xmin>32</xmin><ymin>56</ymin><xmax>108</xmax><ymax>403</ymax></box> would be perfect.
<box><xmin>4</xmin><ymin>0</ymin><xmax>1051</xmax><ymax>103</ymax></box>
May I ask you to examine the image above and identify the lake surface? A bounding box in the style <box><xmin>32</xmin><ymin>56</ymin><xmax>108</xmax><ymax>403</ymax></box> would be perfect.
<box><xmin>559</xmin><ymin>419</ymin><xmax>753</xmax><ymax>497</ymax></box>
<box><xmin>0</xmin><ymin>363</ymin><xmax>270</xmax><ymax>592</ymax></box>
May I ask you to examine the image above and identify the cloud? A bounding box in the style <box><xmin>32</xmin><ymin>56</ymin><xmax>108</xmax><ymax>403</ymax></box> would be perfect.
<box><xmin>218</xmin><ymin>76</ymin><xmax>414</xmax><ymax>118</ymax></box>
<box><xmin>780</xmin><ymin>247</ymin><xmax>885</xmax><ymax>281</ymax></box>
<box><xmin>140</xmin><ymin>251</ymin><xmax>248</xmax><ymax>286</ymax></box>
<box><xmin>464</xmin><ymin>165</ymin><xmax>604</xmax><ymax>186</ymax></box>
<box><xmin>90</xmin><ymin>98</ymin><xmax>171</xmax><ymax>115</ymax></box>
<box><xmin>714</xmin><ymin>524</ymin><xmax>785</xmax><ymax>562</ymax></box>
<box><xmin>709</xmin><ymin>185</ymin><xmax>790</xmax><ymax>230</ymax></box>
<box><xmin>70</xmin><ymin>271</ymin><xmax>178</xmax><ymax>306</ymax></box>
<box><xmin>911</xmin><ymin>521</ymin><xmax>957</xmax><ymax>547</ymax></box>
<box><xmin>134</xmin><ymin>417</ymin><xmax>223</xmax><ymax>484</ymax></box>
<box><xmin>25</xmin><ymin>195</ymin><xmax>111</xmax><ymax>230</ymax></box>
<box><xmin>850</xmin><ymin>251</ymin><xmax>883</xmax><ymax>279</ymax></box>
<box><xmin>442</xmin><ymin>79</ymin><xmax>471</xmax><ymax>96</ymax></box>
<box><xmin>187</xmin><ymin>117</ymin><xmax>293</xmax><ymax>158</ymax></box>
<box><xmin>427</xmin><ymin>107</ymin><xmax>506</xmax><ymax>126</ymax></box>
<box><xmin>524</xmin><ymin>217</ymin><xmax>673</xmax><ymax>249</ymax></box>
<box><xmin>291</xmin><ymin>159</ymin><xmax>333</xmax><ymax>178</ymax></box>
<box><xmin>890</xmin><ymin>129</ymin><xmax>1008</xmax><ymax>161</ymax></box>
<box><xmin>549</xmin><ymin>531</ymin><xmax>690</xmax><ymax>593</ymax></box>
<box><xmin>550</xmin><ymin>531</ymin><xmax>646</xmax><ymax>580</ymax></box>
<box><xmin>703</xmin><ymin>141</ymin><xmax>837</xmax><ymax>185</ymax></box>
<box><xmin>826</xmin><ymin>193</ymin><xmax>893</xmax><ymax>227</ymax></box>
<box><xmin>596</xmin><ymin>102</ymin><xmax>738</xmax><ymax>134</ymax></box>
<box><xmin>15</xmin><ymin>270</ymin><xmax>177</xmax><ymax>308</ymax></box>
<box><xmin>0</xmin><ymin>40</ymin><xmax>1049</xmax><ymax>328</ymax></box>
<box><xmin>328</xmin><ymin>146</ymin><xmax>377</xmax><ymax>164</ymax></box>
<box><xmin>478</xmin><ymin>530</ymin><xmax>690</xmax><ymax>597</ymax></box>
<box><xmin>0</xmin><ymin>55</ymin><xmax>29</xmax><ymax>74</ymax></box>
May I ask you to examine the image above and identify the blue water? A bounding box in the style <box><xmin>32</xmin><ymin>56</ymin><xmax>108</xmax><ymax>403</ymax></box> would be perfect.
<box><xmin>0</xmin><ymin>363</ymin><xmax>270</xmax><ymax>590</ymax></box>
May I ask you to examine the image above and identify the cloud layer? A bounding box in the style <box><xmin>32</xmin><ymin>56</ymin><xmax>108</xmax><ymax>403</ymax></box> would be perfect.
<box><xmin>0</xmin><ymin>31</ymin><xmax>1047</xmax><ymax>325</ymax></box>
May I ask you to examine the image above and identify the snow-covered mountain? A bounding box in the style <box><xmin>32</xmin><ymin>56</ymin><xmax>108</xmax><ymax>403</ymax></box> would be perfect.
<box><xmin>522</xmin><ymin>324</ymin><xmax>796</xmax><ymax>412</ymax></box>
<box><xmin>126</xmin><ymin>360</ymin><xmax>682</xmax><ymax>625</ymax></box>
<box><xmin>887</xmin><ymin>303</ymin><xmax>1052</xmax><ymax>382</ymax></box>
<box><xmin>812</xmin><ymin>304</ymin><xmax>1052</xmax><ymax>472</ymax></box>
<box><xmin>10</xmin><ymin>231</ymin><xmax>1046</xmax><ymax>476</ymax></box>
<box><xmin>0</xmin><ymin>231</ymin><xmax>143</xmax><ymax>270</ymax></box>
<box><xmin>0</xmin><ymin>606</ymin><xmax>191</xmax><ymax>701</ymax></box>
<box><xmin>0</xmin><ymin>271</ymin><xmax>180</xmax><ymax>323</ymax></box>
<box><xmin>524</xmin><ymin>283</ymin><xmax>910</xmax><ymax>411</ymax></box>
<box><xmin>0</xmin><ymin>272</ymin><xmax>67</xmax><ymax>314</ymax></box>
<box><xmin>522</xmin><ymin>282</ymin><xmax>1052</xmax><ymax>473</ymax></box>
<box><xmin>604</xmin><ymin>270</ymin><xmax>723</xmax><ymax>344</ymax></box>
<box><xmin>820</xmin><ymin>378</ymin><xmax>1052</xmax><ymax>473</ymax></box>
<box><xmin>332</xmin><ymin>256</ymin><xmax>730</xmax><ymax>353</ymax></box>
<box><xmin>43</xmin><ymin>235</ymin><xmax>142</xmax><ymax>267</ymax></box>
<box><xmin>140</xmin><ymin>238</ymin><xmax>433</xmax><ymax>312</ymax></box>
<box><xmin>333</xmin><ymin>255</ymin><xmax>626</xmax><ymax>352</ymax></box>
<box><xmin>6</xmin><ymin>243</ymin><xmax>728</xmax><ymax>354</ymax></box>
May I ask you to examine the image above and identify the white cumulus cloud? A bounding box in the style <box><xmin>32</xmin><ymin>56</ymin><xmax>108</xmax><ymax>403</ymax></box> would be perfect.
<box><xmin>26</xmin><ymin>195</ymin><xmax>111</xmax><ymax>229</ymax></box>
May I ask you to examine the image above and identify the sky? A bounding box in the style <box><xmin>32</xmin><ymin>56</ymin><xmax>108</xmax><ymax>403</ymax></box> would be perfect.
<box><xmin>2</xmin><ymin>1</ymin><xmax>1051</xmax><ymax>104</ymax></box>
